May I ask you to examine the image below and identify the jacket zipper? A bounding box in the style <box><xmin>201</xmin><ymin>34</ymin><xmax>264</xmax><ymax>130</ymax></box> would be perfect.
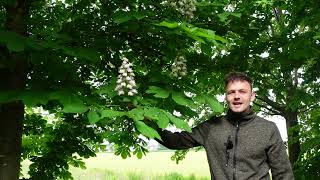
<box><xmin>233</xmin><ymin>122</ymin><xmax>239</xmax><ymax>180</ymax></box>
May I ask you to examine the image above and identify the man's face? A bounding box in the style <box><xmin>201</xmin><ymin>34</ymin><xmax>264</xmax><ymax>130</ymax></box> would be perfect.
<box><xmin>225</xmin><ymin>80</ymin><xmax>256</xmax><ymax>113</ymax></box>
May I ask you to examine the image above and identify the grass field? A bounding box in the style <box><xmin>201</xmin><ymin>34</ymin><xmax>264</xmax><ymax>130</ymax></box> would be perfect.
<box><xmin>22</xmin><ymin>151</ymin><xmax>210</xmax><ymax>180</ymax></box>
<box><xmin>71</xmin><ymin>151</ymin><xmax>210</xmax><ymax>180</ymax></box>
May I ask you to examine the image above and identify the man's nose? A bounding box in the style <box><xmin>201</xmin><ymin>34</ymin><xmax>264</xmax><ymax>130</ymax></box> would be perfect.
<box><xmin>234</xmin><ymin>92</ymin><xmax>240</xmax><ymax>99</ymax></box>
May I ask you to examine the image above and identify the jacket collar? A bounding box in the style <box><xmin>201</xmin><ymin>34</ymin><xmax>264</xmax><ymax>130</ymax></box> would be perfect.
<box><xmin>226</xmin><ymin>107</ymin><xmax>256</xmax><ymax>126</ymax></box>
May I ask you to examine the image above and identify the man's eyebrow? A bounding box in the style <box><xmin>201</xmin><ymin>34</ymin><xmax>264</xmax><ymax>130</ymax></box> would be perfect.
<box><xmin>227</xmin><ymin>89</ymin><xmax>248</xmax><ymax>92</ymax></box>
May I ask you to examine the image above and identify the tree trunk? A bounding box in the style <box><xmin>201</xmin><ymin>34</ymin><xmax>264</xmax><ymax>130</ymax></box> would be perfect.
<box><xmin>0</xmin><ymin>102</ymin><xmax>24</xmax><ymax>180</ymax></box>
<box><xmin>284</xmin><ymin>111</ymin><xmax>301</xmax><ymax>167</ymax></box>
<box><xmin>0</xmin><ymin>0</ymin><xmax>28</xmax><ymax>179</ymax></box>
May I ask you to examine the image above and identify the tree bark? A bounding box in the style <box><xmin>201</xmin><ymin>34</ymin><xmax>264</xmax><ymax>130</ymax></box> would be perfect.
<box><xmin>0</xmin><ymin>102</ymin><xmax>24</xmax><ymax>180</ymax></box>
<box><xmin>284</xmin><ymin>111</ymin><xmax>301</xmax><ymax>167</ymax></box>
<box><xmin>0</xmin><ymin>0</ymin><xmax>28</xmax><ymax>179</ymax></box>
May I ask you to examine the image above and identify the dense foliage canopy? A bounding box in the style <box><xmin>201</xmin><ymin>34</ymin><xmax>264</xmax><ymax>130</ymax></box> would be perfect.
<box><xmin>0</xmin><ymin>0</ymin><xmax>319</xmax><ymax>179</ymax></box>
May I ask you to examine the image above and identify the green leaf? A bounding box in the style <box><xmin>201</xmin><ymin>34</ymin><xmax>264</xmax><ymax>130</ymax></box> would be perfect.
<box><xmin>97</xmin><ymin>81</ymin><xmax>117</xmax><ymax>98</ymax></box>
<box><xmin>133</xmin><ymin>12</ymin><xmax>147</xmax><ymax>20</ymax></box>
<box><xmin>136</xmin><ymin>150</ymin><xmax>143</xmax><ymax>159</ymax></box>
<box><xmin>155</xmin><ymin>22</ymin><xmax>227</xmax><ymax>44</ymax></box>
<box><xmin>49</xmin><ymin>91</ymin><xmax>89</xmax><ymax>113</ymax></box>
<box><xmin>218</xmin><ymin>12</ymin><xmax>241</xmax><ymax>22</ymax></box>
<box><xmin>63</xmin><ymin>101</ymin><xmax>89</xmax><ymax>113</ymax></box>
<box><xmin>134</xmin><ymin>120</ymin><xmax>161</xmax><ymax>139</ymax></box>
<box><xmin>121</xmin><ymin>150</ymin><xmax>128</xmax><ymax>159</ymax></box>
<box><xmin>144</xmin><ymin>107</ymin><xmax>170</xmax><ymax>129</ymax></box>
<box><xmin>172</xmin><ymin>92</ymin><xmax>197</xmax><ymax>109</ymax></box>
<box><xmin>21</xmin><ymin>91</ymin><xmax>50</xmax><ymax>106</ymax></box>
<box><xmin>180</xmin><ymin>25</ymin><xmax>206</xmax><ymax>43</ymax></box>
<box><xmin>25</xmin><ymin>37</ymin><xmax>44</xmax><ymax>50</ymax></box>
<box><xmin>113</xmin><ymin>11</ymin><xmax>146</xmax><ymax>24</ymax></box>
<box><xmin>156</xmin><ymin>21</ymin><xmax>180</xmax><ymax>28</ymax></box>
<box><xmin>100</xmin><ymin>109</ymin><xmax>126</xmax><ymax>118</ymax></box>
<box><xmin>113</xmin><ymin>11</ymin><xmax>133</xmax><ymax>24</ymax></box>
<box><xmin>0</xmin><ymin>91</ymin><xmax>19</xmax><ymax>103</ymax></box>
<box><xmin>164</xmin><ymin>112</ymin><xmax>192</xmax><ymax>132</ymax></box>
<box><xmin>56</xmin><ymin>93</ymin><xmax>89</xmax><ymax>113</ymax></box>
<box><xmin>204</xmin><ymin>95</ymin><xmax>224</xmax><ymax>113</ymax></box>
<box><xmin>192</xmin><ymin>28</ymin><xmax>215</xmax><ymax>39</ymax></box>
<box><xmin>146</xmin><ymin>86</ymin><xmax>170</xmax><ymax>98</ymax></box>
<box><xmin>62</xmin><ymin>47</ymin><xmax>100</xmax><ymax>62</ymax></box>
<box><xmin>87</xmin><ymin>109</ymin><xmax>101</xmax><ymax>124</ymax></box>
<box><xmin>193</xmin><ymin>94</ymin><xmax>206</xmax><ymax>104</ymax></box>
<box><xmin>127</xmin><ymin>108</ymin><xmax>144</xmax><ymax>121</ymax></box>
<box><xmin>0</xmin><ymin>31</ymin><xmax>25</xmax><ymax>52</ymax></box>
<box><xmin>213</xmin><ymin>34</ymin><xmax>228</xmax><ymax>43</ymax></box>
<box><xmin>201</xmin><ymin>43</ymin><xmax>213</xmax><ymax>55</ymax></box>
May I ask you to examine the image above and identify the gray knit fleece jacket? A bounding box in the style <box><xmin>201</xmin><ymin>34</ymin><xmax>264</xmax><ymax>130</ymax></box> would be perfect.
<box><xmin>157</xmin><ymin>109</ymin><xmax>294</xmax><ymax>180</ymax></box>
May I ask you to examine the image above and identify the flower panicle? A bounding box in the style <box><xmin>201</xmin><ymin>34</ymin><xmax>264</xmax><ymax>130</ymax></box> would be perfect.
<box><xmin>115</xmin><ymin>57</ymin><xmax>138</xmax><ymax>96</ymax></box>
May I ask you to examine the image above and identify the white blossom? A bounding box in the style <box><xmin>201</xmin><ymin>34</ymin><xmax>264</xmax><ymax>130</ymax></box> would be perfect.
<box><xmin>164</xmin><ymin>0</ymin><xmax>196</xmax><ymax>19</ymax></box>
<box><xmin>118</xmin><ymin>90</ymin><xmax>125</xmax><ymax>95</ymax></box>
<box><xmin>171</xmin><ymin>55</ymin><xmax>187</xmax><ymax>78</ymax></box>
<box><xmin>129</xmin><ymin>80</ymin><xmax>136</xmax><ymax>86</ymax></box>
<box><xmin>115</xmin><ymin>57</ymin><xmax>138</xmax><ymax>96</ymax></box>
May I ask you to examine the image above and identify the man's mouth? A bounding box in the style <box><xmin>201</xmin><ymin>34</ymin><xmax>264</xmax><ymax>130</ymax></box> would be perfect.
<box><xmin>233</xmin><ymin>102</ymin><xmax>242</xmax><ymax>106</ymax></box>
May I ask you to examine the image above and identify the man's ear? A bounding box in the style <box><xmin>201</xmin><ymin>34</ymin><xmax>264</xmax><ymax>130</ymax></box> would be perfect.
<box><xmin>250</xmin><ymin>91</ymin><xmax>256</xmax><ymax>102</ymax></box>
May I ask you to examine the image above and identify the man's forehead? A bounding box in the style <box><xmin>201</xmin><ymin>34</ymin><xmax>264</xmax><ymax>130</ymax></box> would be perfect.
<box><xmin>226</xmin><ymin>80</ymin><xmax>252</xmax><ymax>90</ymax></box>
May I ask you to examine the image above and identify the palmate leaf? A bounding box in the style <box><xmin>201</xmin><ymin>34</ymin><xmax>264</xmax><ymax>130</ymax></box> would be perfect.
<box><xmin>156</xmin><ymin>21</ymin><xmax>228</xmax><ymax>44</ymax></box>
<box><xmin>0</xmin><ymin>31</ymin><xmax>101</xmax><ymax>63</ymax></box>
<box><xmin>49</xmin><ymin>91</ymin><xmax>89</xmax><ymax>113</ymax></box>
<box><xmin>164</xmin><ymin>111</ymin><xmax>192</xmax><ymax>132</ymax></box>
<box><xmin>62</xmin><ymin>47</ymin><xmax>101</xmax><ymax>62</ymax></box>
<box><xmin>113</xmin><ymin>11</ymin><xmax>147</xmax><ymax>24</ymax></box>
<box><xmin>87</xmin><ymin>109</ymin><xmax>100</xmax><ymax>124</ymax></box>
<box><xmin>0</xmin><ymin>31</ymin><xmax>25</xmax><ymax>52</ymax></box>
<box><xmin>20</xmin><ymin>91</ymin><xmax>50</xmax><ymax>106</ymax></box>
<box><xmin>62</xmin><ymin>99</ymin><xmax>89</xmax><ymax>113</ymax></box>
<box><xmin>0</xmin><ymin>90</ymin><xmax>90</xmax><ymax>114</ymax></box>
<box><xmin>146</xmin><ymin>86</ymin><xmax>170</xmax><ymax>98</ymax></box>
<box><xmin>0</xmin><ymin>90</ymin><xmax>21</xmax><ymax>103</ymax></box>
<box><xmin>171</xmin><ymin>92</ymin><xmax>197</xmax><ymax>109</ymax></box>
<box><xmin>144</xmin><ymin>107</ymin><xmax>170</xmax><ymax>129</ymax></box>
<box><xmin>100</xmin><ymin>109</ymin><xmax>126</xmax><ymax>119</ymax></box>
<box><xmin>204</xmin><ymin>95</ymin><xmax>224</xmax><ymax>113</ymax></box>
<box><xmin>97</xmin><ymin>79</ymin><xmax>117</xmax><ymax>98</ymax></box>
<box><xmin>127</xmin><ymin>108</ymin><xmax>144</xmax><ymax>121</ymax></box>
<box><xmin>157</xmin><ymin>21</ymin><xmax>179</xmax><ymax>28</ymax></box>
<box><xmin>136</xmin><ymin>150</ymin><xmax>143</xmax><ymax>159</ymax></box>
<box><xmin>217</xmin><ymin>12</ymin><xmax>241</xmax><ymax>23</ymax></box>
<box><xmin>134</xmin><ymin>120</ymin><xmax>161</xmax><ymax>139</ymax></box>
<box><xmin>194</xmin><ymin>94</ymin><xmax>224</xmax><ymax>113</ymax></box>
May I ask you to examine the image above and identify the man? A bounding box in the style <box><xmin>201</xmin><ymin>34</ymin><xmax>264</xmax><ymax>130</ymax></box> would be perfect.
<box><xmin>156</xmin><ymin>72</ymin><xmax>294</xmax><ymax>180</ymax></box>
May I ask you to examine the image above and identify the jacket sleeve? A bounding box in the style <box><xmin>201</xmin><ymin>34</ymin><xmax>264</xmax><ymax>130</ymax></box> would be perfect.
<box><xmin>266</xmin><ymin>123</ymin><xmax>294</xmax><ymax>180</ymax></box>
<box><xmin>156</xmin><ymin>121</ymin><xmax>210</xmax><ymax>150</ymax></box>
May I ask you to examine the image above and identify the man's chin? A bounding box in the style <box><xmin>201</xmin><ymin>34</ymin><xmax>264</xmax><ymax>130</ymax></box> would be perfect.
<box><xmin>230</xmin><ymin>107</ymin><xmax>245</xmax><ymax>113</ymax></box>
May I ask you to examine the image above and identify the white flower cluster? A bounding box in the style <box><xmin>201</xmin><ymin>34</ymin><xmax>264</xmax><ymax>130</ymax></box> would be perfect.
<box><xmin>164</xmin><ymin>0</ymin><xmax>196</xmax><ymax>19</ymax></box>
<box><xmin>171</xmin><ymin>55</ymin><xmax>187</xmax><ymax>77</ymax></box>
<box><xmin>115</xmin><ymin>57</ymin><xmax>137</xmax><ymax>96</ymax></box>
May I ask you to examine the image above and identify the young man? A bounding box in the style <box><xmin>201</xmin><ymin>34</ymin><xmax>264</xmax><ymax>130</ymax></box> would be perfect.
<box><xmin>156</xmin><ymin>72</ymin><xmax>294</xmax><ymax>180</ymax></box>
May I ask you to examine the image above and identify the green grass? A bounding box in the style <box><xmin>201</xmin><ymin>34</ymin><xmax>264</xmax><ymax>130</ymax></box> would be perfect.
<box><xmin>22</xmin><ymin>151</ymin><xmax>210</xmax><ymax>180</ymax></box>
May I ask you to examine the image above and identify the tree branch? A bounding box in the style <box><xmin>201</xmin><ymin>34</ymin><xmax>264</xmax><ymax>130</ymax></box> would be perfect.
<box><xmin>293</xmin><ymin>68</ymin><xmax>298</xmax><ymax>88</ymax></box>
<box><xmin>298</xmin><ymin>103</ymin><xmax>320</xmax><ymax>114</ymax></box>
<box><xmin>256</xmin><ymin>95</ymin><xmax>285</xmax><ymax>113</ymax></box>
<box><xmin>254</xmin><ymin>101</ymin><xmax>282</xmax><ymax>116</ymax></box>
